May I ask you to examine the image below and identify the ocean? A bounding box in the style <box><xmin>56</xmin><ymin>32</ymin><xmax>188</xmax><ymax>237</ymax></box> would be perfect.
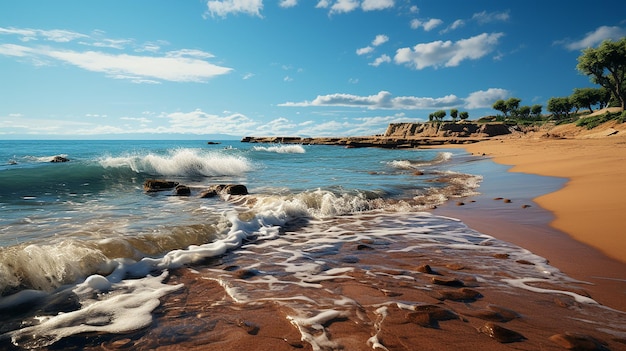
<box><xmin>0</xmin><ymin>140</ymin><xmax>623</xmax><ymax>350</ymax></box>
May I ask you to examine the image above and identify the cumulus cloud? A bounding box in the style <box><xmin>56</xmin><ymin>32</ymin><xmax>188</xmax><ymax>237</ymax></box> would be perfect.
<box><xmin>279</xmin><ymin>89</ymin><xmax>509</xmax><ymax>111</ymax></box>
<box><xmin>464</xmin><ymin>88</ymin><xmax>509</xmax><ymax>109</ymax></box>
<box><xmin>356</xmin><ymin>46</ymin><xmax>374</xmax><ymax>55</ymax></box>
<box><xmin>410</xmin><ymin>18</ymin><xmax>443</xmax><ymax>31</ymax></box>
<box><xmin>394</xmin><ymin>32</ymin><xmax>504</xmax><ymax>69</ymax></box>
<box><xmin>279</xmin><ymin>91</ymin><xmax>462</xmax><ymax>110</ymax></box>
<box><xmin>561</xmin><ymin>25</ymin><xmax>626</xmax><ymax>50</ymax></box>
<box><xmin>369</xmin><ymin>54</ymin><xmax>390</xmax><ymax>66</ymax></box>
<box><xmin>206</xmin><ymin>0</ymin><xmax>263</xmax><ymax>18</ymax></box>
<box><xmin>356</xmin><ymin>34</ymin><xmax>388</xmax><ymax>56</ymax></box>
<box><xmin>279</xmin><ymin>0</ymin><xmax>298</xmax><ymax>8</ymax></box>
<box><xmin>361</xmin><ymin>0</ymin><xmax>394</xmax><ymax>11</ymax></box>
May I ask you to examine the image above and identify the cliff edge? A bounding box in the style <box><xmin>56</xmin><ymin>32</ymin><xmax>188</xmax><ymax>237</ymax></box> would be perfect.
<box><xmin>384</xmin><ymin>122</ymin><xmax>512</xmax><ymax>138</ymax></box>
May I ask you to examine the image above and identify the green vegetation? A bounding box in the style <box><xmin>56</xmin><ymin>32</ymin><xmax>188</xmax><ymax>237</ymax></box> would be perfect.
<box><xmin>424</xmin><ymin>37</ymin><xmax>625</xmax><ymax>130</ymax></box>
<box><xmin>577</xmin><ymin>37</ymin><xmax>626</xmax><ymax>111</ymax></box>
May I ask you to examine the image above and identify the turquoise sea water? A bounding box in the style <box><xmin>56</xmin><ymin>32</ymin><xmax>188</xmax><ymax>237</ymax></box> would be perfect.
<box><xmin>0</xmin><ymin>140</ymin><xmax>607</xmax><ymax>349</ymax></box>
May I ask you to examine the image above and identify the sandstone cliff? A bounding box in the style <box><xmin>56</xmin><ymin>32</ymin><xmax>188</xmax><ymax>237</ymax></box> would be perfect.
<box><xmin>384</xmin><ymin>122</ymin><xmax>512</xmax><ymax>138</ymax></box>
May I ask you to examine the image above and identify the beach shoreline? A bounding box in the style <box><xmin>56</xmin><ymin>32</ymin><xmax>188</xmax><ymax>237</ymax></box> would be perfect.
<box><xmin>431</xmin><ymin>130</ymin><xmax>626</xmax><ymax>312</ymax></box>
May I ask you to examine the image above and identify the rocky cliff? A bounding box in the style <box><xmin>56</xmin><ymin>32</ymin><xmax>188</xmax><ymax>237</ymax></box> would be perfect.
<box><xmin>384</xmin><ymin>122</ymin><xmax>512</xmax><ymax>138</ymax></box>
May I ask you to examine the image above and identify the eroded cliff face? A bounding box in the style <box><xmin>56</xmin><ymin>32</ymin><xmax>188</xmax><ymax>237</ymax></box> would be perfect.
<box><xmin>384</xmin><ymin>122</ymin><xmax>512</xmax><ymax>138</ymax></box>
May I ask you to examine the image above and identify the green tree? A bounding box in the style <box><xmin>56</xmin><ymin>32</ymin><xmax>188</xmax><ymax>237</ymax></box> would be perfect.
<box><xmin>531</xmin><ymin>104</ymin><xmax>542</xmax><ymax>119</ymax></box>
<box><xmin>547</xmin><ymin>97</ymin><xmax>573</xmax><ymax>119</ymax></box>
<box><xmin>450</xmin><ymin>109</ymin><xmax>458</xmax><ymax>122</ymax></box>
<box><xmin>428</xmin><ymin>113</ymin><xmax>434</xmax><ymax>122</ymax></box>
<box><xmin>492</xmin><ymin>99</ymin><xmax>509</xmax><ymax>117</ymax></box>
<box><xmin>506</xmin><ymin>97</ymin><xmax>522</xmax><ymax>117</ymax></box>
<box><xmin>576</xmin><ymin>37</ymin><xmax>626</xmax><ymax>111</ymax></box>
<box><xmin>571</xmin><ymin>87</ymin><xmax>604</xmax><ymax>113</ymax></box>
<box><xmin>433</xmin><ymin>110</ymin><xmax>446</xmax><ymax>121</ymax></box>
<box><xmin>459</xmin><ymin>111</ymin><xmax>469</xmax><ymax>121</ymax></box>
<box><xmin>518</xmin><ymin>105</ymin><xmax>531</xmax><ymax>119</ymax></box>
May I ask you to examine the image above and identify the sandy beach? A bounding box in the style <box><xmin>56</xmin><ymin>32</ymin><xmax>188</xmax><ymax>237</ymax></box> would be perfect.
<box><xmin>434</xmin><ymin>119</ymin><xmax>626</xmax><ymax>313</ymax></box>
<box><xmin>455</xmin><ymin>121</ymin><xmax>626</xmax><ymax>263</ymax></box>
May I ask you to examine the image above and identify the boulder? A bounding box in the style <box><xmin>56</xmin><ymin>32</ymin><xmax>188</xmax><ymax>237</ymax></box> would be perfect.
<box><xmin>144</xmin><ymin>179</ymin><xmax>179</xmax><ymax>192</ymax></box>
<box><xmin>50</xmin><ymin>155</ymin><xmax>70</xmax><ymax>163</ymax></box>
<box><xmin>174</xmin><ymin>185</ymin><xmax>191</xmax><ymax>196</ymax></box>
<box><xmin>200</xmin><ymin>184</ymin><xmax>248</xmax><ymax>198</ymax></box>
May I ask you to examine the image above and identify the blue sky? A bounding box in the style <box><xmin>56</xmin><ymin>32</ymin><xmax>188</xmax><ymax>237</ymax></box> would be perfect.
<box><xmin>1</xmin><ymin>1</ymin><xmax>625</xmax><ymax>139</ymax></box>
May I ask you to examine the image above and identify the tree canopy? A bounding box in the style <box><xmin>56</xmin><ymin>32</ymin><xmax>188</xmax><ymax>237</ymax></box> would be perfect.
<box><xmin>576</xmin><ymin>37</ymin><xmax>626</xmax><ymax>111</ymax></box>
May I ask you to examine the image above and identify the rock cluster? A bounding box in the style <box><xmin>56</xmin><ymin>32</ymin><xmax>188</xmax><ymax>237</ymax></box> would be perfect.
<box><xmin>241</xmin><ymin>122</ymin><xmax>513</xmax><ymax>148</ymax></box>
<box><xmin>143</xmin><ymin>179</ymin><xmax>248</xmax><ymax>197</ymax></box>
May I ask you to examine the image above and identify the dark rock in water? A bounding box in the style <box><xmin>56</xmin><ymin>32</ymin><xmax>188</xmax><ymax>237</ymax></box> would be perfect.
<box><xmin>431</xmin><ymin>276</ymin><xmax>464</xmax><ymax>287</ymax></box>
<box><xmin>144</xmin><ymin>179</ymin><xmax>179</xmax><ymax>192</ymax></box>
<box><xmin>436</xmin><ymin>288</ymin><xmax>482</xmax><ymax>301</ymax></box>
<box><xmin>234</xmin><ymin>269</ymin><xmax>259</xmax><ymax>279</ymax></box>
<box><xmin>201</xmin><ymin>184</ymin><xmax>249</xmax><ymax>197</ymax></box>
<box><xmin>174</xmin><ymin>185</ymin><xmax>191</xmax><ymax>196</ymax></box>
<box><xmin>356</xmin><ymin>244</ymin><xmax>374</xmax><ymax>251</ymax></box>
<box><xmin>416</xmin><ymin>264</ymin><xmax>434</xmax><ymax>274</ymax></box>
<box><xmin>479</xmin><ymin>322</ymin><xmax>526</xmax><ymax>343</ymax></box>
<box><xmin>50</xmin><ymin>155</ymin><xmax>70</xmax><ymax>163</ymax></box>
<box><xmin>199</xmin><ymin>189</ymin><xmax>218</xmax><ymax>198</ymax></box>
<box><xmin>549</xmin><ymin>332</ymin><xmax>609</xmax><ymax>350</ymax></box>
<box><xmin>406</xmin><ymin>304</ymin><xmax>458</xmax><ymax>328</ymax></box>
<box><xmin>206</xmin><ymin>141</ymin><xmax>221</xmax><ymax>145</ymax></box>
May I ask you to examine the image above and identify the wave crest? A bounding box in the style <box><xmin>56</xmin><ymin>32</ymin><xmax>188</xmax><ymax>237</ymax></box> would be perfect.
<box><xmin>100</xmin><ymin>148</ymin><xmax>252</xmax><ymax>177</ymax></box>
<box><xmin>253</xmin><ymin>145</ymin><xmax>306</xmax><ymax>154</ymax></box>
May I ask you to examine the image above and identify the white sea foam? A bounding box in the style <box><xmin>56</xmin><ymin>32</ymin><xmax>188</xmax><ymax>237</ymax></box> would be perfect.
<box><xmin>253</xmin><ymin>144</ymin><xmax>306</xmax><ymax>153</ymax></box>
<box><xmin>5</xmin><ymin>272</ymin><xmax>182</xmax><ymax>349</ymax></box>
<box><xmin>99</xmin><ymin>148</ymin><xmax>252</xmax><ymax>177</ymax></box>
<box><xmin>388</xmin><ymin>151</ymin><xmax>453</xmax><ymax>170</ymax></box>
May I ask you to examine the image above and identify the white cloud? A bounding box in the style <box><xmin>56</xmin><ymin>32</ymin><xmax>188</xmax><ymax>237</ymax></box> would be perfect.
<box><xmin>318</xmin><ymin>0</ymin><xmax>394</xmax><ymax>14</ymax></box>
<box><xmin>0</xmin><ymin>44</ymin><xmax>232</xmax><ymax>83</ymax></box>
<box><xmin>369</xmin><ymin>54</ymin><xmax>390</xmax><ymax>66</ymax></box>
<box><xmin>410</xmin><ymin>18</ymin><xmax>443</xmax><ymax>31</ymax></box>
<box><xmin>316</xmin><ymin>0</ymin><xmax>330</xmax><ymax>9</ymax></box>
<box><xmin>357</xmin><ymin>34</ymin><xmax>388</xmax><ymax>56</ymax></box>
<box><xmin>51</xmin><ymin>50</ymin><xmax>231</xmax><ymax>83</ymax></box>
<box><xmin>206</xmin><ymin>0</ymin><xmax>263</xmax><ymax>18</ymax></box>
<box><xmin>330</xmin><ymin>0</ymin><xmax>359</xmax><ymax>14</ymax></box>
<box><xmin>361</xmin><ymin>0</ymin><xmax>394</xmax><ymax>11</ymax></box>
<box><xmin>0</xmin><ymin>43</ymin><xmax>34</xmax><ymax>57</ymax></box>
<box><xmin>356</xmin><ymin>46</ymin><xmax>374</xmax><ymax>55</ymax></box>
<box><xmin>279</xmin><ymin>90</ymin><xmax>462</xmax><ymax>110</ymax></box>
<box><xmin>472</xmin><ymin>10</ymin><xmax>510</xmax><ymax>24</ymax></box>
<box><xmin>464</xmin><ymin>88</ymin><xmax>509</xmax><ymax>109</ymax></box>
<box><xmin>563</xmin><ymin>25</ymin><xmax>626</xmax><ymax>51</ymax></box>
<box><xmin>372</xmin><ymin>34</ymin><xmax>389</xmax><ymax>46</ymax></box>
<box><xmin>279</xmin><ymin>0</ymin><xmax>298</xmax><ymax>8</ymax></box>
<box><xmin>0</xmin><ymin>27</ymin><xmax>88</xmax><ymax>43</ymax></box>
<box><xmin>394</xmin><ymin>32</ymin><xmax>504</xmax><ymax>69</ymax></box>
<box><xmin>441</xmin><ymin>19</ymin><xmax>465</xmax><ymax>33</ymax></box>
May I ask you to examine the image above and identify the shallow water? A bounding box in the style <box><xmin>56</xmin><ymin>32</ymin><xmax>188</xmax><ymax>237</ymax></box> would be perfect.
<box><xmin>0</xmin><ymin>140</ymin><xmax>624</xmax><ymax>350</ymax></box>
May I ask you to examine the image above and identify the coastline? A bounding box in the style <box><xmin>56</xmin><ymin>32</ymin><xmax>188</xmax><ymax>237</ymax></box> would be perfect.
<box><xmin>432</xmin><ymin>131</ymin><xmax>626</xmax><ymax>312</ymax></box>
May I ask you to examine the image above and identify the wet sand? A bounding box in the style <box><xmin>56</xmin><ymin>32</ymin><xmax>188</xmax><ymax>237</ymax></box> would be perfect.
<box><xmin>434</xmin><ymin>131</ymin><xmax>626</xmax><ymax>313</ymax></box>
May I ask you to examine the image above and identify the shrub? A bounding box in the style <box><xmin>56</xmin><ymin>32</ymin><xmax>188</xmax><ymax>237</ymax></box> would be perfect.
<box><xmin>575</xmin><ymin>111</ymin><xmax>621</xmax><ymax>130</ymax></box>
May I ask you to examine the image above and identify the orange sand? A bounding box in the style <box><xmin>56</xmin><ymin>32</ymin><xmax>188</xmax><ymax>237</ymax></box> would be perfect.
<box><xmin>457</xmin><ymin>128</ymin><xmax>626</xmax><ymax>264</ymax></box>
